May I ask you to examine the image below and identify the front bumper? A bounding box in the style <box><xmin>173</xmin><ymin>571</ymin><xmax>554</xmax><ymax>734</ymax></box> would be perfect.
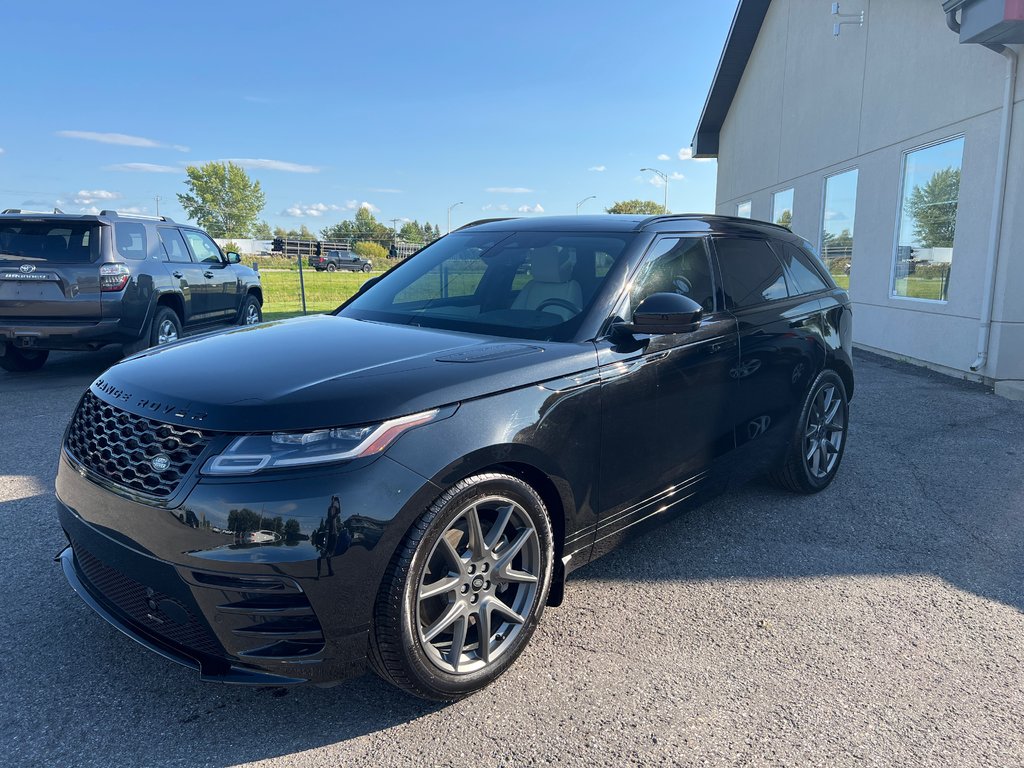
<box><xmin>55</xmin><ymin>449</ymin><xmax>440</xmax><ymax>685</ymax></box>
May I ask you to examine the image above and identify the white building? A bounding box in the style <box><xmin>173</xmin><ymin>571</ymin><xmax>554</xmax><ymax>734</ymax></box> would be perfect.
<box><xmin>693</xmin><ymin>0</ymin><xmax>1023</xmax><ymax>398</ymax></box>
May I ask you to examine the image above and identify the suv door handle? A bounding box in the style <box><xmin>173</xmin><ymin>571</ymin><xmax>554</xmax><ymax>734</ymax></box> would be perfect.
<box><xmin>203</xmin><ymin>271</ymin><xmax>215</xmax><ymax>279</ymax></box>
<box><xmin>172</xmin><ymin>271</ymin><xmax>183</xmax><ymax>279</ymax></box>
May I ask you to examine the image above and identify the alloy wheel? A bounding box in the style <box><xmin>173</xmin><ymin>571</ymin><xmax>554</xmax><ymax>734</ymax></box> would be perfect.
<box><xmin>416</xmin><ymin>495</ymin><xmax>541</xmax><ymax>675</ymax></box>
<box><xmin>245</xmin><ymin>303</ymin><xmax>260</xmax><ymax>325</ymax></box>
<box><xmin>804</xmin><ymin>382</ymin><xmax>846</xmax><ymax>479</ymax></box>
<box><xmin>157</xmin><ymin>319</ymin><xmax>179</xmax><ymax>345</ymax></box>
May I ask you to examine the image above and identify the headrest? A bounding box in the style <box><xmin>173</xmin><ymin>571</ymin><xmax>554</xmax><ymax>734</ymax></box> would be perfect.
<box><xmin>530</xmin><ymin>246</ymin><xmax>573</xmax><ymax>283</ymax></box>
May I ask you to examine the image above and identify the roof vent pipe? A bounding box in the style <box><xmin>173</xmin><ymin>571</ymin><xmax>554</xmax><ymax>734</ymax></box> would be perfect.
<box><xmin>946</xmin><ymin>9</ymin><xmax>1018</xmax><ymax>373</ymax></box>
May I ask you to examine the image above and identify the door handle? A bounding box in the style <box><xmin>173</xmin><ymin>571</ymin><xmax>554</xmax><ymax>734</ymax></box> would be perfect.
<box><xmin>204</xmin><ymin>271</ymin><xmax>215</xmax><ymax>279</ymax></box>
<box><xmin>172</xmin><ymin>271</ymin><xmax>183</xmax><ymax>279</ymax></box>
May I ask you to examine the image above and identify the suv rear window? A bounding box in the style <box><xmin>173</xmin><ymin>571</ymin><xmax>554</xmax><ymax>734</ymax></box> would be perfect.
<box><xmin>0</xmin><ymin>220</ymin><xmax>101</xmax><ymax>263</ymax></box>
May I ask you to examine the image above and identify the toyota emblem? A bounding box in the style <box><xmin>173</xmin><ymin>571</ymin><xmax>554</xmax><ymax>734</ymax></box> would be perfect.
<box><xmin>19</xmin><ymin>264</ymin><xmax>35</xmax><ymax>274</ymax></box>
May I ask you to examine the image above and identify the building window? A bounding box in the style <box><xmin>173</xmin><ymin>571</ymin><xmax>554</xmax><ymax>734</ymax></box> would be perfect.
<box><xmin>820</xmin><ymin>169</ymin><xmax>858</xmax><ymax>290</ymax></box>
<box><xmin>892</xmin><ymin>136</ymin><xmax>964</xmax><ymax>302</ymax></box>
<box><xmin>772</xmin><ymin>188</ymin><xmax>794</xmax><ymax>228</ymax></box>
<box><xmin>737</xmin><ymin>200</ymin><xmax>752</xmax><ymax>219</ymax></box>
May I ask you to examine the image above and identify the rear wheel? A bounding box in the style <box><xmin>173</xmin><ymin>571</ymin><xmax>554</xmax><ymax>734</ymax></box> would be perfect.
<box><xmin>362</xmin><ymin>263</ymin><xmax>372</xmax><ymax>273</ymax></box>
<box><xmin>150</xmin><ymin>306</ymin><xmax>182</xmax><ymax>347</ymax></box>
<box><xmin>326</xmin><ymin>263</ymin><xmax>337</xmax><ymax>273</ymax></box>
<box><xmin>370</xmin><ymin>473</ymin><xmax>553</xmax><ymax>701</ymax></box>
<box><xmin>770</xmin><ymin>369</ymin><xmax>849</xmax><ymax>493</ymax></box>
<box><xmin>0</xmin><ymin>343</ymin><xmax>49</xmax><ymax>372</ymax></box>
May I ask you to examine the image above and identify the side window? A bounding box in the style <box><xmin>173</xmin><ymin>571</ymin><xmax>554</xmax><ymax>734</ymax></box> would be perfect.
<box><xmin>183</xmin><ymin>230</ymin><xmax>223</xmax><ymax>264</ymax></box>
<box><xmin>625</xmin><ymin>237</ymin><xmax>715</xmax><ymax>316</ymax></box>
<box><xmin>114</xmin><ymin>222</ymin><xmax>148</xmax><ymax>261</ymax></box>
<box><xmin>781</xmin><ymin>243</ymin><xmax>829</xmax><ymax>295</ymax></box>
<box><xmin>714</xmin><ymin>238</ymin><xmax>788</xmax><ymax>309</ymax></box>
<box><xmin>158</xmin><ymin>228</ymin><xmax>192</xmax><ymax>263</ymax></box>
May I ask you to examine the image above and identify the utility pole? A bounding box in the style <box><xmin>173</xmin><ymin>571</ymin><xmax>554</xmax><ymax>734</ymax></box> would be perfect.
<box><xmin>576</xmin><ymin>195</ymin><xmax>596</xmax><ymax>215</ymax></box>
<box><xmin>155</xmin><ymin>195</ymin><xmax>161</xmax><ymax>217</ymax></box>
<box><xmin>641</xmin><ymin>168</ymin><xmax>670</xmax><ymax>213</ymax></box>
<box><xmin>447</xmin><ymin>201</ymin><xmax>463</xmax><ymax>234</ymax></box>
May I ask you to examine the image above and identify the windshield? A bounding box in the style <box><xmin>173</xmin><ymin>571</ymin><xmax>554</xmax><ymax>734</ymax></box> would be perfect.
<box><xmin>340</xmin><ymin>230</ymin><xmax>635</xmax><ymax>342</ymax></box>
<box><xmin>0</xmin><ymin>220</ymin><xmax>102</xmax><ymax>263</ymax></box>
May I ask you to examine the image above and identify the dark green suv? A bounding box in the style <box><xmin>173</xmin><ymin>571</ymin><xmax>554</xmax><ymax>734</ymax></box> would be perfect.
<box><xmin>0</xmin><ymin>210</ymin><xmax>263</xmax><ymax>371</ymax></box>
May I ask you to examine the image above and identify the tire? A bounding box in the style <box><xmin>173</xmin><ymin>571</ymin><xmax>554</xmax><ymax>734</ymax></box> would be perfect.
<box><xmin>362</xmin><ymin>263</ymin><xmax>372</xmax><ymax>273</ymax></box>
<box><xmin>369</xmin><ymin>472</ymin><xmax>554</xmax><ymax>701</ymax></box>
<box><xmin>326</xmin><ymin>263</ymin><xmax>337</xmax><ymax>273</ymax></box>
<box><xmin>0</xmin><ymin>343</ymin><xmax>49</xmax><ymax>372</ymax></box>
<box><xmin>770</xmin><ymin>369</ymin><xmax>849</xmax><ymax>494</ymax></box>
<box><xmin>150</xmin><ymin>306</ymin><xmax>183</xmax><ymax>347</ymax></box>
<box><xmin>238</xmin><ymin>294</ymin><xmax>262</xmax><ymax>326</ymax></box>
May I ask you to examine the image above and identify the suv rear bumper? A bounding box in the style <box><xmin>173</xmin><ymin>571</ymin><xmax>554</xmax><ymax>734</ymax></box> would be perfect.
<box><xmin>0</xmin><ymin>318</ymin><xmax>138</xmax><ymax>350</ymax></box>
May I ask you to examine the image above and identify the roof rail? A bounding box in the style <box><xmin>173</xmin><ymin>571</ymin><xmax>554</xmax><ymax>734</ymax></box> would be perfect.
<box><xmin>99</xmin><ymin>209</ymin><xmax>175</xmax><ymax>222</ymax></box>
<box><xmin>1</xmin><ymin>208</ymin><xmax>66</xmax><ymax>215</ymax></box>
<box><xmin>636</xmin><ymin>213</ymin><xmax>792</xmax><ymax>233</ymax></box>
<box><xmin>455</xmin><ymin>217</ymin><xmax>519</xmax><ymax>231</ymax></box>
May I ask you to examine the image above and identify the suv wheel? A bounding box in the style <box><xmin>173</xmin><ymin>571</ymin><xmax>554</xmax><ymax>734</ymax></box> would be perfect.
<box><xmin>326</xmin><ymin>263</ymin><xmax>337</xmax><ymax>273</ymax></box>
<box><xmin>362</xmin><ymin>263</ymin><xmax>372</xmax><ymax>273</ymax></box>
<box><xmin>151</xmin><ymin>307</ymin><xmax>183</xmax><ymax>347</ymax></box>
<box><xmin>0</xmin><ymin>343</ymin><xmax>49</xmax><ymax>372</ymax></box>
<box><xmin>238</xmin><ymin>295</ymin><xmax>262</xmax><ymax>326</ymax></box>
<box><xmin>770</xmin><ymin>369</ymin><xmax>849</xmax><ymax>493</ymax></box>
<box><xmin>370</xmin><ymin>473</ymin><xmax>553</xmax><ymax>701</ymax></box>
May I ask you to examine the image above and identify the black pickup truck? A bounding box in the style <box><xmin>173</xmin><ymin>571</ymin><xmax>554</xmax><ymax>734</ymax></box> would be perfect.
<box><xmin>309</xmin><ymin>250</ymin><xmax>372</xmax><ymax>273</ymax></box>
<box><xmin>0</xmin><ymin>210</ymin><xmax>263</xmax><ymax>371</ymax></box>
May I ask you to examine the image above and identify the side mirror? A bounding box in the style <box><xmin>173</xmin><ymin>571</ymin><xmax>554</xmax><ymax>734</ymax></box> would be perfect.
<box><xmin>226</xmin><ymin>251</ymin><xmax>241</xmax><ymax>264</ymax></box>
<box><xmin>614</xmin><ymin>292</ymin><xmax>703</xmax><ymax>336</ymax></box>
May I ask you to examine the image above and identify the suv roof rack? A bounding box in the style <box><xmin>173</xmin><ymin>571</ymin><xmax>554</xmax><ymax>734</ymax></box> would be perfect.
<box><xmin>637</xmin><ymin>213</ymin><xmax>792</xmax><ymax>233</ymax></box>
<box><xmin>1</xmin><ymin>207</ymin><xmax>66</xmax><ymax>215</ymax></box>
<box><xmin>99</xmin><ymin>209</ymin><xmax>175</xmax><ymax>223</ymax></box>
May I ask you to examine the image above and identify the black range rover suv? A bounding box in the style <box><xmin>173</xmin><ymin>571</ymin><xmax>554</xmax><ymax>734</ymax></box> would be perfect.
<box><xmin>0</xmin><ymin>210</ymin><xmax>263</xmax><ymax>371</ymax></box>
<box><xmin>55</xmin><ymin>214</ymin><xmax>853</xmax><ymax>701</ymax></box>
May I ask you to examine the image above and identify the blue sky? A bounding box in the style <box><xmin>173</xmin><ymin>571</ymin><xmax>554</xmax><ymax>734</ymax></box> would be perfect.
<box><xmin>1</xmin><ymin>2</ymin><xmax>733</xmax><ymax>233</ymax></box>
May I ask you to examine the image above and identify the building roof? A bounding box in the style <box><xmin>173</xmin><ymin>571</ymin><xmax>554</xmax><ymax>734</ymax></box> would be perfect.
<box><xmin>691</xmin><ymin>0</ymin><xmax>772</xmax><ymax>158</ymax></box>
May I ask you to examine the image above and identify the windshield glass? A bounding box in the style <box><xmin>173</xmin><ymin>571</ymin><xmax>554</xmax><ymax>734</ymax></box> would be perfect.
<box><xmin>340</xmin><ymin>230</ymin><xmax>635</xmax><ymax>341</ymax></box>
<box><xmin>0</xmin><ymin>220</ymin><xmax>102</xmax><ymax>263</ymax></box>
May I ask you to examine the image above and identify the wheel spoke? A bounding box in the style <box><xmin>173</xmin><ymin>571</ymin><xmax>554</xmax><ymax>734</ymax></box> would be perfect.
<box><xmin>422</xmin><ymin>600</ymin><xmax>463</xmax><ymax>642</ymax></box>
<box><xmin>477</xmin><ymin>604</ymin><xmax>492</xmax><ymax>664</ymax></box>
<box><xmin>488</xmin><ymin>599</ymin><xmax>525</xmax><ymax>626</ymax></box>
<box><xmin>817</xmin><ymin>442</ymin><xmax>829</xmax><ymax>473</ymax></box>
<box><xmin>448</xmin><ymin>616</ymin><xmax>468</xmax><ymax>671</ymax></box>
<box><xmin>823</xmin><ymin>438</ymin><xmax>839</xmax><ymax>456</ymax></box>
<box><xmin>494</xmin><ymin>527</ymin><xmax>534</xmax><ymax>572</ymax></box>
<box><xmin>810</xmin><ymin>444</ymin><xmax>821</xmax><ymax>475</ymax></box>
<box><xmin>439</xmin><ymin>534</ymin><xmax>465</xmax><ymax>572</ymax></box>
<box><xmin>824</xmin><ymin>398</ymin><xmax>842</xmax><ymax>424</ymax></box>
<box><xmin>806</xmin><ymin>439</ymin><xmax>819</xmax><ymax>462</ymax></box>
<box><xmin>821</xmin><ymin>385</ymin><xmax>834</xmax><ymax>415</ymax></box>
<box><xmin>824</xmin><ymin>421</ymin><xmax>845</xmax><ymax>433</ymax></box>
<box><xmin>499</xmin><ymin>568</ymin><xmax>538</xmax><ymax>585</ymax></box>
<box><xmin>464</xmin><ymin>504</ymin><xmax>486</xmax><ymax>559</ymax></box>
<box><xmin>419</xmin><ymin>575</ymin><xmax>460</xmax><ymax>601</ymax></box>
<box><xmin>485</xmin><ymin>503</ymin><xmax>515</xmax><ymax>551</ymax></box>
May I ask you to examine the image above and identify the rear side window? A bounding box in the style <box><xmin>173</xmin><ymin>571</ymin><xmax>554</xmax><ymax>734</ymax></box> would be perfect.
<box><xmin>781</xmin><ymin>242</ymin><xmax>829</xmax><ymax>295</ymax></box>
<box><xmin>114</xmin><ymin>222</ymin><xmax>148</xmax><ymax>260</ymax></box>
<box><xmin>0</xmin><ymin>220</ymin><xmax>101</xmax><ymax>263</ymax></box>
<box><xmin>714</xmin><ymin>238</ymin><xmax>788</xmax><ymax>309</ymax></box>
<box><xmin>158</xmin><ymin>228</ymin><xmax>192</xmax><ymax>263</ymax></box>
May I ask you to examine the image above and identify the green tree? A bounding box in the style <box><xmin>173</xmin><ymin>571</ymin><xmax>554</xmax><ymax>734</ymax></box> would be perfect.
<box><xmin>907</xmin><ymin>167</ymin><xmax>960</xmax><ymax>248</ymax></box>
<box><xmin>252</xmin><ymin>220</ymin><xmax>273</xmax><ymax>239</ymax></box>
<box><xmin>777</xmin><ymin>209</ymin><xmax>792</xmax><ymax>228</ymax></box>
<box><xmin>605</xmin><ymin>199</ymin><xmax>667</xmax><ymax>215</ymax></box>
<box><xmin>353</xmin><ymin>240</ymin><xmax>388</xmax><ymax>268</ymax></box>
<box><xmin>822</xmin><ymin>228</ymin><xmax>854</xmax><ymax>252</ymax></box>
<box><xmin>176</xmin><ymin>161</ymin><xmax>265</xmax><ymax>238</ymax></box>
<box><xmin>273</xmin><ymin>225</ymin><xmax>289</xmax><ymax>239</ymax></box>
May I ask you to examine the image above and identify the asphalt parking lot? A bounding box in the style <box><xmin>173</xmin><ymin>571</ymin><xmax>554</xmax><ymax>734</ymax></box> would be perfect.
<box><xmin>2</xmin><ymin>348</ymin><xmax>1022</xmax><ymax>767</ymax></box>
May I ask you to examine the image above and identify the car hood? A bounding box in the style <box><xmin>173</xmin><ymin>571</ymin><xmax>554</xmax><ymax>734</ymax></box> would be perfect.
<box><xmin>87</xmin><ymin>315</ymin><xmax>598</xmax><ymax>432</ymax></box>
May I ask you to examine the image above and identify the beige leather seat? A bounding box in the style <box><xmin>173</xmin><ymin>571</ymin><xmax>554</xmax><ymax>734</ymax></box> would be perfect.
<box><xmin>511</xmin><ymin>246</ymin><xmax>583</xmax><ymax>321</ymax></box>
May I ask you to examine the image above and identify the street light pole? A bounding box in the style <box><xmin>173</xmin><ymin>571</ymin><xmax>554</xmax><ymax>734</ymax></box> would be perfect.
<box><xmin>576</xmin><ymin>195</ymin><xmax>596</xmax><ymax>215</ymax></box>
<box><xmin>447</xmin><ymin>201</ymin><xmax>463</xmax><ymax>234</ymax></box>
<box><xmin>640</xmin><ymin>168</ymin><xmax>670</xmax><ymax>213</ymax></box>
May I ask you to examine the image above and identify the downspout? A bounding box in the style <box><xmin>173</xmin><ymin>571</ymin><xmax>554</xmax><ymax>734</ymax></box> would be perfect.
<box><xmin>946</xmin><ymin>10</ymin><xmax>1019</xmax><ymax>373</ymax></box>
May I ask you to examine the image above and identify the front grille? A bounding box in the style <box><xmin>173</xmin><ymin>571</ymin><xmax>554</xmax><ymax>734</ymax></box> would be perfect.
<box><xmin>72</xmin><ymin>540</ymin><xmax>223</xmax><ymax>657</ymax></box>
<box><xmin>66</xmin><ymin>391</ymin><xmax>213</xmax><ymax>498</ymax></box>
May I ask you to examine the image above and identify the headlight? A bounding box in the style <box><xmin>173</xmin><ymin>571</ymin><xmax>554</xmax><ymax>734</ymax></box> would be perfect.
<box><xmin>201</xmin><ymin>409</ymin><xmax>440</xmax><ymax>476</ymax></box>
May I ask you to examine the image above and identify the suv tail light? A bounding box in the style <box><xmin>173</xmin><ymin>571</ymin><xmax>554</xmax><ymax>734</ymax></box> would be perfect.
<box><xmin>99</xmin><ymin>263</ymin><xmax>130</xmax><ymax>292</ymax></box>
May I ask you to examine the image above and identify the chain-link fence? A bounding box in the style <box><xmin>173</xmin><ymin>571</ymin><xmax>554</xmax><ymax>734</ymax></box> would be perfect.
<box><xmin>252</xmin><ymin>256</ymin><xmax>382</xmax><ymax>321</ymax></box>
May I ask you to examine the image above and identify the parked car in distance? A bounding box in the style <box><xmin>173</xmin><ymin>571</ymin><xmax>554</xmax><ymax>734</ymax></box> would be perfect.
<box><xmin>0</xmin><ymin>210</ymin><xmax>263</xmax><ymax>371</ymax></box>
<box><xmin>309</xmin><ymin>250</ymin><xmax>372</xmax><ymax>273</ymax></box>
<box><xmin>55</xmin><ymin>214</ymin><xmax>853</xmax><ymax>701</ymax></box>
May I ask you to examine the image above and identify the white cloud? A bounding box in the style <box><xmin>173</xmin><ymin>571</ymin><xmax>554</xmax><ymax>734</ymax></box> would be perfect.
<box><xmin>360</xmin><ymin>201</ymin><xmax>380</xmax><ymax>213</ymax></box>
<box><xmin>657</xmin><ymin>153</ymin><xmax>671</xmax><ymax>161</ymax></box>
<box><xmin>104</xmin><ymin>162</ymin><xmax>180</xmax><ymax>173</ymax></box>
<box><xmin>486</xmin><ymin>186</ymin><xmax>533</xmax><ymax>194</ymax></box>
<box><xmin>588</xmin><ymin>165</ymin><xmax>606</xmax><ymax>172</ymax></box>
<box><xmin>57</xmin><ymin>130</ymin><xmax>189</xmax><ymax>152</ymax></box>
<box><xmin>678</xmin><ymin>147</ymin><xmax>713</xmax><ymax>163</ymax></box>
<box><xmin>517</xmin><ymin>203</ymin><xmax>544</xmax><ymax>214</ymax></box>
<box><xmin>73</xmin><ymin>189</ymin><xmax>120</xmax><ymax>205</ymax></box>
<box><xmin>482</xmin><ymin>203</ymin><xmax>511</xmax><ymax>212</ymax></box>
<box><xmin>370</xmin><ymin>187</ymin><xmax>403</xmax><ymax>194</ymax></box>
<box><xmin>78</xmin><ymin>206</ymin><xmax>101</xmax><ymax>215</ymax></box>
<box><xmin>221</xmin><ymin>158</ymin><xmax>320</xmax><ymax>173</ymax></box>
<box><xmin>648</xmin><ymin>172</ymin><xmax>685</xmax><ymax>188</ymax></box>
<box><xmin>282</xmin><ymin>202</ymin><xmax>350</xmax><ymax>218</ymax></box>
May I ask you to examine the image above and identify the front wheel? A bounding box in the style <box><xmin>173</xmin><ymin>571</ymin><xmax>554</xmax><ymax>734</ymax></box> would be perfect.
<box><xmin>238</xmin><ymin>295</ymin><xmax>262</xmax><ymax>326</ymax></box>
<box><xmin>326</xmin><ymin>263</ymin><xmax>337</xmax><ymax>273</ymax></box>
<box><xmin>361</xmin><ymin>263</ymin><xmax>372</xmax><ymax>273</ymax></box>
<box><xmin>770</xmin><ymin>369</ymin><xmax>849</xmax><ymax>493</ymax></box>
<box><xmin>369</xmin><ymin>473</ymin><xmax>553</xmax><ymax>701</ymax></box>
<box><xmin>0</xmin><ymin>343</ymin><xmax>49</xmax><ymax>372</ymax></box>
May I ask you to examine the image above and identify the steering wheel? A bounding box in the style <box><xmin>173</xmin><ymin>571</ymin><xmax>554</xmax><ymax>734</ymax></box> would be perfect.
<box><xmin>535</xmin><ymin>298</ymin><xmax>580</xmax><ymax>317</ymax></box>
<box><xmin>672</xmin><ymin>276</ymin><xmax>692</xmax><ymax>294</ymax></box>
